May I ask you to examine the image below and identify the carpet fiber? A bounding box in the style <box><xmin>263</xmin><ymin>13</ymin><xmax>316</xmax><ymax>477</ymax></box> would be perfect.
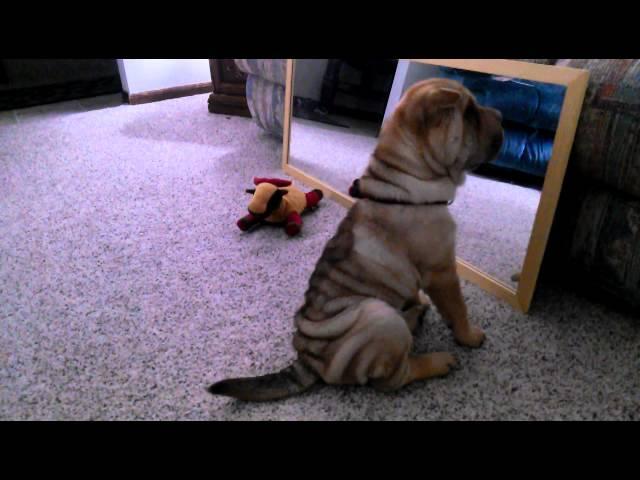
<box><xmin>1</xmin><ymin>94</ymin><xmax>638</xmax><ymax>420</ymax></box>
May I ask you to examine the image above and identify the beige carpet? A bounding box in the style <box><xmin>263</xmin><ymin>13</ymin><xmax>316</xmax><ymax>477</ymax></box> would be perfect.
<box><xmin>1</xmin><ymin>94</ymin><xmax>638</xmax><ymax>420</ymax></box>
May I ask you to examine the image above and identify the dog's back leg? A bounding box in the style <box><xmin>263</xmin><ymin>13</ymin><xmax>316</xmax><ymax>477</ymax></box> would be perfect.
<box><xmin>404</xmin><ymin>352</ymin><xmax>458</xmax><ymax>384</ymax></box>
<box><xmin>401</xmin><ymin>303</ymin><xmax>429</xmax><ymax>333</ymax></box>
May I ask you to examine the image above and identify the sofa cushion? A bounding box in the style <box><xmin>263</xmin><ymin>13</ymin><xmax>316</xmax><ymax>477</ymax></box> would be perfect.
<box><xmin>493</xmin><ymin>123</ymin><xmax>555</xmax><ymax>177</ymax></box>
<box><xmin>556</xmin><ymin>59</ymin><xmax>640</xmax><ymax>109</ymax></box>
<box><xmin>557</xmin><ymin>59</ymin><xmax>640</xmax><ymax>198</ymax></box>
<box><xmin>564</xmin><ymin>183</ymin><xmax>640</xmax><ymax>308</ymax></box>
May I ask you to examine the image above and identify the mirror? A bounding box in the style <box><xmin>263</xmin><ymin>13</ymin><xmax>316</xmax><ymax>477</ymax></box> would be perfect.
<box><xmin>282</xmin><ymin>59</ymin><xmax>589</xmax><ymax>312</ymax></box>
<box><xmin>288</xmin><ymin>59</ymin><xmax>396</xmax><ymax>196</ymax></box>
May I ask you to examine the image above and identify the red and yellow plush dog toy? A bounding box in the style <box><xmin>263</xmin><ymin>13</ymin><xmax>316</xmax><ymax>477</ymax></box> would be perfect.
<box><xmin>237</xmin><ymin>177</ymin><xmax>323</xmax><ymax>236</ymax></box>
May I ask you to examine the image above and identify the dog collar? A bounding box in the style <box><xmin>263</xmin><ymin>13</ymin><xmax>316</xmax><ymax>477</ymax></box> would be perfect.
<box><xmin>348</xmin><ymin>179</ymin><xmax>454</xmax><ymax>206</ymax></box>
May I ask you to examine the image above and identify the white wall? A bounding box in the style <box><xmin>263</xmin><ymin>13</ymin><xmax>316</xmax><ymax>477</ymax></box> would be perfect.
<box><xmin>117</xmin><ymin>59</ymin><xmax>211</xmax><ymax>95</ymax></box>
<box><xmin>383</xmin><ymin>60</ymin><xmax>409</xmax><ymax>121</ymax></box>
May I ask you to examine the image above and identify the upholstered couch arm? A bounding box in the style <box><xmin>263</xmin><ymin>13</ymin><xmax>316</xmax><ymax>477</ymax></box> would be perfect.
<box><xmin>544</xmin><ymin>59</ymin><xmax>640</xmax><ymax>309</ymax></box>
<box><xmin>560</xmin><ymin>59</ymin><xmax>640</xmax><ymax>198</ymax></box>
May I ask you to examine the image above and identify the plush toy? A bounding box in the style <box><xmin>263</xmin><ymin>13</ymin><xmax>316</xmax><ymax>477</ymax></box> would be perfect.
<box><xmin>237</xmin><ymin>177</ymin><xmax>324</xmax><ymax>236</ymax></box>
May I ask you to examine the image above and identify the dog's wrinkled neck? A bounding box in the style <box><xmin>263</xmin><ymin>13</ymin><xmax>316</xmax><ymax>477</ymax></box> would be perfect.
<box><xmin>350</xmin><ymin>118</ymin><xmax>464</xmax><ymax>206</ymax></box>
<box><xmin>351</xmin><ymin>154</ymin><xmax>457</xmax><ymax>206</ymax></box>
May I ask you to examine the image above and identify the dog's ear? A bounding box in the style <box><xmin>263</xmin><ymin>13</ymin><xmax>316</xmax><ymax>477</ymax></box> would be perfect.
<box><xmin>422</xmin><ymin>87</ymin><xmax>466</xmax><ymax>167</ymax></box>
<box><xmin>427</xmin><ymin>87</ymin><xmax>462</xmax><ymax>110</ymax></box>
<box><xmin>245</xmin><ymin>188</ymin><xmax>256</xmax><ymax>194</ymax></box>
<box><xmin>422</xmin><ymin>88</ymin><xmax>464</xmax><ymax>126</ymax></box>
<box><xmin>405</xmin><ymin>86</ymin><xmax>463</xmax><ymax>128</ymax></box>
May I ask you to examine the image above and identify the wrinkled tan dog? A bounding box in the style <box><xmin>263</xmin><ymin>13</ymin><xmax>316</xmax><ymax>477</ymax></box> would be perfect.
<box><xmin>209</xmin><ymin>78</ymin><xmax>504</xmax><ymax>401</ymax></box>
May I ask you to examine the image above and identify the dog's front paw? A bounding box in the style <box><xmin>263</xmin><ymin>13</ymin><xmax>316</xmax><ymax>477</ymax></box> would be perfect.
<box><xmin>454</xmin><ymin>326</ymin><xmax>486</xmax><ymax>348</ymax></box>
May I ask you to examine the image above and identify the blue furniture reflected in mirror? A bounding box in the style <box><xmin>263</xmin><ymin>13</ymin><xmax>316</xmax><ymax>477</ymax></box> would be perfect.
<box><xmin>433</xmin><ymin>67</ymin><xmax>566</xmax><ymax>179</ymax></box>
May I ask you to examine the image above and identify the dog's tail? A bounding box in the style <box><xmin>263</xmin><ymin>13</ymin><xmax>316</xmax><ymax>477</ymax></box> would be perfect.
<box><xmin>207</xmin><ymin>359</ymin><xmax>319</xmax><ymax>402</ymax></box>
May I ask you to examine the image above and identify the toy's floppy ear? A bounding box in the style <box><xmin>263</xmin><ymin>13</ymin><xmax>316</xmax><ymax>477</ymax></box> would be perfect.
<box><xmin>245</xmin><ymin>188</ymin><xmax>256</xmax><ymax>194</ymax></box>
<box><xmin>269</xmin><ymin>189</ymin><xmax>288</xmax><ymax>204</ymax></box>
<box><xmin>264</xmin><ymin>188</ymin><xmax>288</xmax><ymax>213</ymax></box>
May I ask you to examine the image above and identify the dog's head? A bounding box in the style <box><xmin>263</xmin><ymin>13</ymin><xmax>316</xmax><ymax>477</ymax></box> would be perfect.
<box><xmin>381</xmin><ymin>78</ymin><xmax>503</xmax><ymax>185</ymax></box>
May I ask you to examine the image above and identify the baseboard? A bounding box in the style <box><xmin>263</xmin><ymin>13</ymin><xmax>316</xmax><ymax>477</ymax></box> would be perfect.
<box><xmin>126</xmin><ymin>82</ymin><xmax>213</xmax><ymax>105</ymax></box>
<box><xmin>0</xmin><ymin>75</ymin><xmax>122</xmax><ymax>110</ymax></box>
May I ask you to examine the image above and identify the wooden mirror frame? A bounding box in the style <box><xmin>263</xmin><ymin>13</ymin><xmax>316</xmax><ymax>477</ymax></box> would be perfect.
<box><xmin>282</xmin><ymin>59</ymin><xmax>589</xmax><ymax>313</ymax></box>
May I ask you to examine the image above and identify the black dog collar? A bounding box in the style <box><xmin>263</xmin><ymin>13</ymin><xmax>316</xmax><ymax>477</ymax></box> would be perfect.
<box><xmin>349</xmin><ymin>179</ymin><xmax>453</xmax><ymax>206</ymax></box>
